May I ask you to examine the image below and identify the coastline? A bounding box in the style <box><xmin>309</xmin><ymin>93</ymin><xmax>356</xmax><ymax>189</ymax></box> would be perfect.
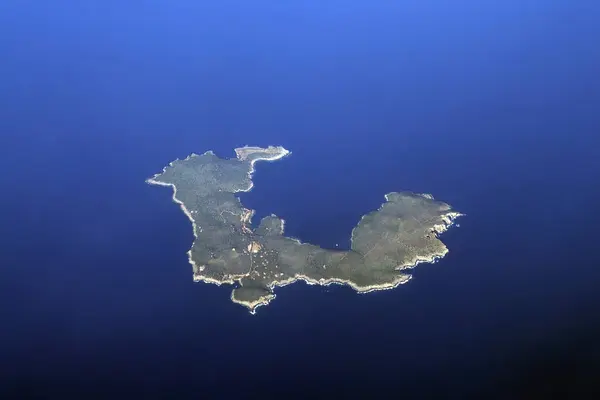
<box><xmin>233</xmin><ymin>145</ymin><xmax>291</xmax><ymax>194</ymax></box>
<box><xmin>147</xmin><ymin>146</ymin><xmax>463</xmax><ymax>314</ymax></box>
<box><xmin>146</xmin><ymin>146</ymin><xmax>292</xmax><ymax>302</ymax></box>
<box><xmin>231</xmin><ymin>205</ymin><xmax>464</xmax><ymax>313</ymax></box>
<box><xmin>145</xmin><ymin>175</ymin><xmax>203</xmax><ymax>281</ymax></box>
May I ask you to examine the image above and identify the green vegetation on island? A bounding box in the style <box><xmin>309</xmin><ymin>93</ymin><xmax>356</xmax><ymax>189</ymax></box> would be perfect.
<box><xmin>147</xmin><ymin>146</ymin><xmax>463</xmax><ymax>313</ymax></box>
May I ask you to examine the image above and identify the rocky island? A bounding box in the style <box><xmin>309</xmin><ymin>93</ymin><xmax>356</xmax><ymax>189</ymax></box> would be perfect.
<box><xmin>147</xmin><ymin>146</ymin><xmax>463</xmax><ymax>313</ymax></box>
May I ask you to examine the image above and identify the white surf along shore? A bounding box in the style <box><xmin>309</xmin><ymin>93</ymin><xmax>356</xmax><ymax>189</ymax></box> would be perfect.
<box><xmin>147</xmin><ymin>145</ymin><xmax>462</xmax><ymax>314</ymax></box>
<box><xmin>146</xmin><ymin>146</ymin><xmax>292</xmax><ymax>290</ymax></box>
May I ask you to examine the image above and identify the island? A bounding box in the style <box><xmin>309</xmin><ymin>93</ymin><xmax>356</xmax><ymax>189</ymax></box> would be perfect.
<box><xmin>147</xmin><ymin>145</ymin><xmax>463</xmax><ymax>313</ymax></box>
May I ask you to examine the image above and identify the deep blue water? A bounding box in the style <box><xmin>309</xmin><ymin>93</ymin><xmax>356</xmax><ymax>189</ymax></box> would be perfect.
<box><xmin>1</xmin><ymin>1</ymin><xmax>600</xmax><ymax>398</ymax></box>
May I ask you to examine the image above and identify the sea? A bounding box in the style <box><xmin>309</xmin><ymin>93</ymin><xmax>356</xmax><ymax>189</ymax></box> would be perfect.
<box><xmin>1</xmin><ymin>2</ymin><xmax>599</xmax><ymax>398</ymax></box>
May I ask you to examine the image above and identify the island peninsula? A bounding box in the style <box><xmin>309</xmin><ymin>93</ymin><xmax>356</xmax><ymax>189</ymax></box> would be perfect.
<box><xmin>147</xmin><ymin>146</ymin><xmax>463</xmax><ymax>313</ymax></box>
